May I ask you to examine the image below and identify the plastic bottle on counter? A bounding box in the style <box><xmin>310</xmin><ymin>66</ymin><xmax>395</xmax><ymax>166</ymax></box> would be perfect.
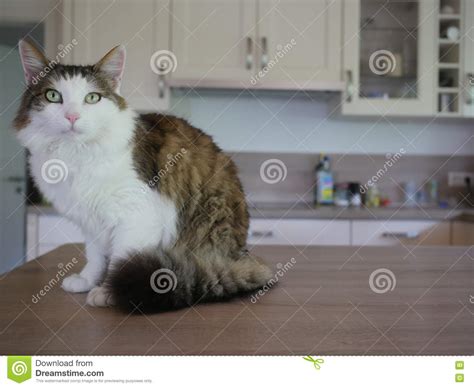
<box><xmin>314</xmin><ymin>154</ymin><xmax>334</xmax><ymax>205</ymax></box>
<box><xmin>429</xmin><ymin>179</ymin><xmax>439</xmax><ymax>206</ymax></box>
<box><xmin>366</xmin><ymin>184</ymin><xmax>380</xmax><ymax>207</ymax></box>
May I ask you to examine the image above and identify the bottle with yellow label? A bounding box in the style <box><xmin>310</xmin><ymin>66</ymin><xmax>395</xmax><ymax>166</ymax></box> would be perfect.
<box><xmin>314</xmin><ymin>154</ymin><xmax>334</xmax><ymax>205</ymax></box>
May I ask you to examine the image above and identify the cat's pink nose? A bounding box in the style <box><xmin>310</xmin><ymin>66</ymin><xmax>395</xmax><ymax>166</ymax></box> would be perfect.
<box><xmin>65</xmin><ymin>112</ymin><xmax>80</xmax><ymax>124</ymax></box>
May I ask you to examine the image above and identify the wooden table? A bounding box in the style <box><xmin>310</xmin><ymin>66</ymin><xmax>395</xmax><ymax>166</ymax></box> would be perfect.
<box><xmin>0</xmin><ymin>244</ymin><xmax>472</xmax><ymax>355</ymax></box>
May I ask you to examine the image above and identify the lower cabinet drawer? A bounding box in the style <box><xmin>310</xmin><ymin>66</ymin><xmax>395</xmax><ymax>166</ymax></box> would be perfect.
<box><xmin>352</xmin><ymin>220</ymin><xmax>450</xmax><ymax>246</ymax></box>
<box><xmin>248</xmin><ymin>219</ymin><xmax>351</xmax><ymax>246</ymax></box>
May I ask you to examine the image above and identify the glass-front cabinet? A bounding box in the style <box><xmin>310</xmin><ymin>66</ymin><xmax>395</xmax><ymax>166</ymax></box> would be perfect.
<box><xmin>342</xmin><ymin>0</ymin><xmax>437</xmax><ymax>116</ymax></box>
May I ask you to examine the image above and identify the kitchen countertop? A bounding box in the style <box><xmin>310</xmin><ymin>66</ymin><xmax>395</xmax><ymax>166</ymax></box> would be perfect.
<box><xmin>0</xmin><ymin>244</ymin><xmax>472</xmax><ymax>355</ymax></box>
<box><xmin>249</xmin><ymin>204</ymin><xmax>474</xmax><ymax>221</ymax></box>
<box><xmin>29</xmin><ymin>204</ymin><xmax>474</xmax><ymax>221</ymax></box>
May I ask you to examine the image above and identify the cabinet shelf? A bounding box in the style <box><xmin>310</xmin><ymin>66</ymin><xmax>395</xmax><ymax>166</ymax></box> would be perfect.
<box><xmin>438</xmin><ymin>63</ymin><xmax>460</xmax><ymax>69</ymax></box>
<box><xmin>361</xmin><ymin>26</ymin><xmax>418</xmax><ymax>33</ymax></box>
<box><xmin>436</xmin><ymin>0</ymin><xmax>462</xmax><ymax>115</ymax></box>
<box><xmin>438</xmin><ymin>38</ymin><xmax>460</xmax><ymax>44</ymax></box>
<box><xmin>360</xmin><ymin>73</ymin><xmax>417</xmax><ymax>79</ymax></box>
<box><xmin>436</xmin><ymin>111</ymin><xmax>462</xmax><ymax>117</ymax></box>
<box><xmin>438</xmin><ymin>14</ymin><xmax>461</xmax><ymax>20</ymax></box>
<box><xmin>437</xmin><ymin>87</ymin><xmax>460</xmax><ymax>93</ymax></box>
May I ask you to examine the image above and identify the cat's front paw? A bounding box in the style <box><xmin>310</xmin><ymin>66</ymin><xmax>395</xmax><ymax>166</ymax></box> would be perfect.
<box><xmin>62</xmin><ymin>274</ymin><xmax>94</xmax><ymax>293</ymax></box>
<box><xmin>86</xmin><ymin>287</ymin><xmax>115</xmax><ymax>307</ymax></box>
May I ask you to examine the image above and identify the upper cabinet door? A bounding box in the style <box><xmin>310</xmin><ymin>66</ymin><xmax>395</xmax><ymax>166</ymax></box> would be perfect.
<box><xmin>63</xmin><ymin>0</ymin><xmax>170</xmax><ymax>111</ymax></box>
<box><xmin>256</xmin><ymin>0</ymin><xmax>343</xmax><ymax>90</ymax></box>
<box><xmin>342</xmin><ymin>0</ymin><xmax>437</xmax><ymax>116</ymax></box>
<box><xmin>170</xmin><ymin>0</ymin><xmax>257</xmax><ymax>86</ymax></box>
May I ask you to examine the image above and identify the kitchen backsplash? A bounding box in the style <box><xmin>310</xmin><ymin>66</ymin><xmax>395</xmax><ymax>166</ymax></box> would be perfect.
<box><xmin>232</xmin><ymin>152</ymin><xmax>474</xmax><ymax>207</ymax></box>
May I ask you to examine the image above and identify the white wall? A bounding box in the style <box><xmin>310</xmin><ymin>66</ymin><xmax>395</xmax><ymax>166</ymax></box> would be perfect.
<box><xmin>170</xmin><ymin>89</ymin><xmax>474</xmax><ymax>156</ymax></box>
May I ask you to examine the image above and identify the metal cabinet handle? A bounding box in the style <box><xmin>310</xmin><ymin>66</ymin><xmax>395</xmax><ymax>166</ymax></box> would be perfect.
<box><xmin>245</xmin><ymin>37</ymin><xmax>253</xmax><ymax>70</ymax></box>
<box><xmin>158</xmin><ymin>75</ymin><xmax>166</xmax><ymax>99</ymax></box>
<box><xmin>345</xmin><ymin>70</ymin><xmax>354</xmax><ymax>102</ymax></box>
<box><xmin>261</xmin><ymin>36</ymin><xmax>268</xmax><ymax>70</ymax></box>
<box><xmin>382</xmin><ymin>231</ymin><xmax>419</xmax><ymax>239</ymax></box>
<box><xmin>249</xmin><ymin>230</ymin><xmax>274</xmax><ymax>238</ymax></box>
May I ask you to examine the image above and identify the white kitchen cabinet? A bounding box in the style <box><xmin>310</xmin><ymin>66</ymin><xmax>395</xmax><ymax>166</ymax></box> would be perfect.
<box><xmin>342</xmin><ymin>0</ymin><xmax>437</xmax><ymax>116</ymax></box>
<box><xmin>26</xmin><ymin>212</ymin><xmax>84</xmax><ymax>261</ymax></box>
<box><xmin>170</xmin><ymin>0</ymin><xmax>256</xmax><ymax>86</ymax></box>
<box><xmin>27</xmin><ymin>214</ymin><xmax>352</xmax><ymax>258</ymax></box>
<box><xmin>26</xmin><ymin>211</ymin><xmax>459</xmax><ymax>260</ymax></box>
<box><xmin>248</xmin><ymin>219</ymin><xmax>351</xmax><ymax>246</ymax></box>
<box><xmin>255</xmin><ymin>0</ymin><xmax>343</xmax><ymax>89</ymax></box>
<box><xmin>170</xmin><ymin>0</ymin><xmax>343</xmax><ymax>90</ymax></box>
<box><xmin>61</xmin><ymin>0</ymin><xmax>170</xmax><ymax>111</ymax></box>
<box><xmin>351</xmin><ymin>220</ymin><xmax>451</xmax><ymax>246</ymax></box>
<box><xmin>451</xmin><ymin>221</ymin><xmax>474</xmax><ymax>245</ymax></box>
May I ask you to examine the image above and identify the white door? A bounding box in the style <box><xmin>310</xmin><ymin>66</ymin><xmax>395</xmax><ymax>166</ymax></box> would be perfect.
<box><xmin>256</xmin><ymin>0</ymin><xmax>343</xmax><ymax>90</ymax></box>
<box><xmin>65</xmin><ymin>0</ymin><xmax>170</xmax><ymax>111</ymax></box>
<box><xmin>342</xmin><ymin>0</ymin><xmax>437</xmax><ymax>116</ymax></box>
<box><xmin>0</xmin><ymin>44</ymin><xmax>27</xmax><ymax>273</ymax></box>
<box><xmin>170</xmin><ymin>0</ymin><xmax>257</xmax><ymax>86</ymax></box>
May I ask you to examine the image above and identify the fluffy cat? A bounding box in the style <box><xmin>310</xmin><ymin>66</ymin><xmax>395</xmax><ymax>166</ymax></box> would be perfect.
<box><xmin>14</xmin><ymin>40</ymin><xmax>272</xmax><ymax>313</ymax></box>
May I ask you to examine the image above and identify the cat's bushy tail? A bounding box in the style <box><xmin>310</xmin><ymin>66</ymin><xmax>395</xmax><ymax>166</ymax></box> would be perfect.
<box><xmin>106</xmin><ymin>250</ymin><xmax>273</xmax><ymax>314</ymax></box>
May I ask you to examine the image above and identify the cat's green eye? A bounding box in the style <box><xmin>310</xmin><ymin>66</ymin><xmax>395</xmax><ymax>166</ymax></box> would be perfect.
<box><xmin>45</xmin><ymin>89</ymin><xmax>62</xmax><ymax>103</ymax></box>
<box><xmin>85</xmin><ymin>92</ymin><xmax>102</xmax><ymax>104</ymax></box>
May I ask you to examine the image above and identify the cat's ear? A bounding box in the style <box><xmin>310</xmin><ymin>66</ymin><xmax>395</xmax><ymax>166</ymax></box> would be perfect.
<box><xmin>18</xmin><ymin>40</ymin><xmax>49</xmax><ymax>85</ymax></box>
<box><xmin>95</xmin><ymin>45</ymin><xmax>126</xmax><ymax>92</ymax></box>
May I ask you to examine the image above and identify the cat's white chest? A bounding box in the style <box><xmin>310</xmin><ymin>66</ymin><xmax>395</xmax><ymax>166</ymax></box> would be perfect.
<box><xmin>29</xmin><ymin>147</ymin><xmax>178</xmax><ymax>256</ymax></box>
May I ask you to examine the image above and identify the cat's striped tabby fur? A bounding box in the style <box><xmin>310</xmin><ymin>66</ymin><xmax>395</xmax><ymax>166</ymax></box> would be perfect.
<box><xmin>14</xmin><ymin>40</ymin><xmax>272</xmax><ymax>313</ymax></box>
